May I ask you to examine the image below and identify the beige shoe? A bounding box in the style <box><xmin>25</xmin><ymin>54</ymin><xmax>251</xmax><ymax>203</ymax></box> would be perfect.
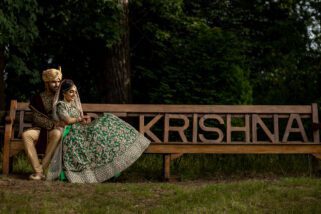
<box><xmin>29</xmin><ymin>173</ymin><xmax>45</xmax><ymax>180</ymax></box>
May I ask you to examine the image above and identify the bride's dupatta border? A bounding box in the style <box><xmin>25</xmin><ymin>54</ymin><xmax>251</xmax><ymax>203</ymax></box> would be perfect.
<box><xmin>46</xmin><ymin>125</ymin><xmax>70</xmax><ymax>181</ymax></box>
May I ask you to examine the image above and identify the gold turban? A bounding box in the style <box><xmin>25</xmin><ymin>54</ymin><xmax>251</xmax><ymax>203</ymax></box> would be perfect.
<box><xmin>42</xmin><ymin>67</ymin><xmax>62</xmax><ymax>82</ymax></box>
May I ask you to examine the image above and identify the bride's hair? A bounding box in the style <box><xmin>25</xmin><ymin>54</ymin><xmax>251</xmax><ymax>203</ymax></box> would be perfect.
<box><xmin>59</xmin><ymin>79</ymin><xmax>75</xmax><ymax>100</ymax></box>
<box><xmin>60</xmin><ymin>79</ymin><xmax>75</xmax><ymax>93</ymax></box>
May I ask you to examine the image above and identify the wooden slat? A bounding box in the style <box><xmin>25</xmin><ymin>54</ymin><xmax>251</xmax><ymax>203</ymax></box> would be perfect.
<box><xmin>17</xmin><ymin>102</ymin><xmax>312</xmax><ymax>114</ymax></box>
<box><xmin>3</xmin><ymin>100</ymin><xmax>17</xmax><ymax>175</ymax></box>
<box><xmin>130</xmin><ymin>114</ymin><xmax>311</xmax><ymax>118</ymax></box>
<box><xmin>9</xmin><ymin>139</ymin><xmax>321</xmax><ymax>155</ymax></box>
<box><xmin>312</xmin><ymin>103</ymin><xmax>320</xmax><ymax>143</ymax></box>
<box><xmin>17</xmin><ymin>102</ymin><xmax>29</xmax><ymax>110</ymax></box>
<box><xmin>10</xmin><ymin>140</ymin><xmax>25</xmax><ymax>157</ymax></box>
<box><xmin>82</xmin><ymin>104</ymin><xmax>313</xmax><ymax>114</ymax></box>
<box><xmin>145</xmin><ymin>144</ymin><xmax>321</xmax><ymax>154</ymax></box>
<box><xmin>151</xmin><ymin>141</ymin><xmax>318</xmax><ymax>144</ymax></box>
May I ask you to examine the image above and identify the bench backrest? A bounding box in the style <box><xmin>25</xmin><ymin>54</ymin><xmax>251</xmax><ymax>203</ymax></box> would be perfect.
<box><xmin>8</xmin><ymin>100</ymin><xmax>320</xmax><ymax>144</ymax></box>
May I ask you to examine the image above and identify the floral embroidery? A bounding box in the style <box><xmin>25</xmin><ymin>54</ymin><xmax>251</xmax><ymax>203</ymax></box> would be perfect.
<box><xmin>40</xmin><ymin>92</ymin><xmax>54</xmax><ymax>113</ymax></box>
<box><xmin>56</xmin><ymin>101</ymin><xmax>151</xmax><ymax>183</ymax></box>
<box><xmin>31</xmin><ymin>92</ymin><xmax>56</xmax><ymax>129</ymax></box>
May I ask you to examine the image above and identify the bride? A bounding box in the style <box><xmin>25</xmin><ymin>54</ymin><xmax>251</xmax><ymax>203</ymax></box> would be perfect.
<box><xmin>47</xmin><ymin>79</ymin><xmax>150</xmax><ymax>183</ymax></box>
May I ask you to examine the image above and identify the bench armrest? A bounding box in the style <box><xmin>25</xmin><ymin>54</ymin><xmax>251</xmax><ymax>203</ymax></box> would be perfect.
<box><xmin>5</xmin><ymin>115</ymin><xmax>13</xmax><ymax>124</ymax></box>
<box><xmin>2</xmin><ymin>100</ymin><xmax>18</xmax><ymax>175</ymax></box>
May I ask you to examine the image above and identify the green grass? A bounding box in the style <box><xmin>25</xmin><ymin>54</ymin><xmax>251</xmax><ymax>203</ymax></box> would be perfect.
<box><xmin>1</xmin><ymin>147</ymin><xmax>321</xmax><ymax>213</ymax></box>
<box><xmin>0</xmin><ymin>152</ymin><xmax>318</xmax><ymax>181</ymax></box>
<box><xmin>0</xmin><ymin>177</ymin><xmax>321</xmax><ymax>213</ymax></box>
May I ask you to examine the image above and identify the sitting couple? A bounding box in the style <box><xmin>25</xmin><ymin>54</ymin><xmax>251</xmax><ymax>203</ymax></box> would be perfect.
<box><xmin>22</xmin><ymin>68</ymin><xmax>150</xmax><ymax>183</ymax></box>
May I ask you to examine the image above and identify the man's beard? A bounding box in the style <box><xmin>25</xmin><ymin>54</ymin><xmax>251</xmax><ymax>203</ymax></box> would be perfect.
<box><xmin>49</xmin><ymin>86</ymin><xmax>59</xmax><ymax>94</ymax></box>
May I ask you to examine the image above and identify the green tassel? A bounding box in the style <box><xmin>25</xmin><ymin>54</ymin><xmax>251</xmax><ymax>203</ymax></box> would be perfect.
<box><xmin>59</xmin><ymin>171</ymin><xmax>67</xmax><ymax>181</ymax></box>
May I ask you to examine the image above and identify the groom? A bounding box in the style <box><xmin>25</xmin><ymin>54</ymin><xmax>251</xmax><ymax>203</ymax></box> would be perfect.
<box><xmin>22</xmin><ymin>67</ymin><xmax>65</xmax><ymax>180</ymax></box>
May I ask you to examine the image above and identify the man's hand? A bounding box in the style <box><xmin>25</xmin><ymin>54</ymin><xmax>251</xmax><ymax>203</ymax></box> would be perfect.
<box><xmin>54</xmin><ymin>120</ymin><xmax>66</xmax><ymax>128</ymax></box>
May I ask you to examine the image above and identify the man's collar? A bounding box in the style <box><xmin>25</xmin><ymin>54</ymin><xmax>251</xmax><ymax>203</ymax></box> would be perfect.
<box><xmin>43</xmin><ymin>90</ymin><xmax>55</xmax><ymax>97</ymax></box>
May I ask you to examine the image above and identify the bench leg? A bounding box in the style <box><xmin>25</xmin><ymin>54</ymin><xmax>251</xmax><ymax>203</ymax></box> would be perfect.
<box><xmin>2</xmin><ymin>142</ymin><xmax>10</xmax><ymax>175</ymax></box>
<box><xmin>312</xmin><ymin>154</ymin><xmax>321</xmax><ymax>176</ymax></box>
<box><xmin>9</xmin><ymin>157</ymin><xmax>14</xmax><ymax>173</ymax></box>
<box><xmin>2</xmin><ymin>152</ymin><xmax>10</xmax><ymax>175</ymax></box>
<box><xmin>163</xmin><ymin>154</ymin><xmax>171</xmax><ymax>181</ymax></box>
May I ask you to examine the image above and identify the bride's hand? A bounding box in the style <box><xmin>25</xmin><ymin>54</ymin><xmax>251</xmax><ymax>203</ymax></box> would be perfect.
<box><xmin>54</xmin><ymin>120</ymin><xmax>66</xmax><ymax>128</ymax></box>
<box><xmin>80</xmin><ymin>115</ymin><xmax>91</xmax><ymax>124</ymax></box>
<box><xmin>84</xmin><ymin>115</ymin><xmax>91</xmax><ymax>123</ymax></box>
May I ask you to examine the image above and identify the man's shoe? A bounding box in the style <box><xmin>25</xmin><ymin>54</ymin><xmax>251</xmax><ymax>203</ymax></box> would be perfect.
<box><xmin>29</xmin><ymin>173</ymin><xmax>45</xmax><ymax>180</ymax></box>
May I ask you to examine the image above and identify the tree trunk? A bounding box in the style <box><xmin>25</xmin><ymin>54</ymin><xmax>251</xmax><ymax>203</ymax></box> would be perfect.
<box><xmin>0</xmin><ymin>46</ymin><xmax>5</xmax><ymax>111</ymax></box>
<box><xmin>101</xmin><ymin>0</ymin><xmax>131</xmax><ymax>104</ymax></box>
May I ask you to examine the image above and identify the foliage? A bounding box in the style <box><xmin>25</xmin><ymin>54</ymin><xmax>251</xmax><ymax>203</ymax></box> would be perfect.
<box><xmin>130</xmin><ymin>0</ymin><xmax>252</xmax><ymax>104</ymax></box>
<box><xmin>0</xmin><ymin>0</ymin><xmax>39</xmax><ymax>101</ymax></box>
<box><xmin>1</xmin><ymin>0</ymin><xmax>321</xmax><ymax>105</ymax></box>
<box><xmin>2</xmin><ymin>0</ymin><xmax>124</xmax><ymax>102</ymax></box>
<box><xmin>225</xmin><ymin>0</ymin><xmax>321</xmax><ymax>104</ymax></box>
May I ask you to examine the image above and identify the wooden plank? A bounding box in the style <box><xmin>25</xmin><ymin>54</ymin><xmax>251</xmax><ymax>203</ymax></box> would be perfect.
<box><xmin>312</xmin><ymin>103</ymin><xmax>320</xmax><ymax>143</ymax></box>
<box><xmin>17</xmin><ymin>102</ymin><xmax>313</xmax><ymax>114</ymax></box>
<box><xmin>129</xmin><ymin>114</ymin><xmax>311</xmax><ymax>118</ymax></box>
<box><xmin>3</xmin><ymin>100</ymin><xmax>17</xmax><ymax>175</ymax></box>
<box><xmin>17</xmin><ymin>111</ymin><xmax>32</xmax><ymax>138</ymax></box>
<box><xmin>150</xmin><ymin>141</ymin><xmax>317</xmax><ymax>144</ymax></box>
<box><xmin>145</xmin><ymin>144</ymin><xmax>321</xmax><ymax>154</ymax></box>
<box><xmin>81</xmin><ymin>104</ymin><xmax>313</xmax><ymax>114</ymax></box>
<box><xmin>10</xmin><ymin>140</ymin><xmax>25</xmax><ymax>157</ymax></box>
<box><xmin>17</xmin><ymin>102</ymin><xmax>29</xmax><ymax>110</ymax></box>
<box><xmin>13</xmin><ymin>111</ymin><xmax>312</xmax><ymax>119</ymax></box>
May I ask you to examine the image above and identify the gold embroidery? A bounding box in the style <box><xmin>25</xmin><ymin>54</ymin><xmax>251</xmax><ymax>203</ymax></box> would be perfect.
<box><xmin>33</xmin><ymin>111</ymin><xmax>54</xmax><ymax>129</ymax></box>
<box><xmin>40</xmin><ymin>92</ymin><xmax>54</xmax><ymax>114</ymax></box>
<box><xmin>31</xmin><ymin>92</ymin><xmax>55</xmax><ymax>129</ymax></box>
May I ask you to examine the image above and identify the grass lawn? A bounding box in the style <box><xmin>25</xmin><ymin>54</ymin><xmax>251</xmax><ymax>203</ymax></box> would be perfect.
<box><xmin>0</xmin><ymin>176</ymin><xmax>321</xmax><ymax>213</ymax></box>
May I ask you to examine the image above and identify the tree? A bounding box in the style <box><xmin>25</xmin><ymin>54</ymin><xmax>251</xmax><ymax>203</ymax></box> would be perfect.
<box><xmin>130</xmin><ymin>0</ymin><xmax>252</xmax><ymax>104</ymax></box>
<box><xmin>31</xmin><ymin>0</ymin><xmax>129</xmax><ymax>103</ymax></box>
<box><xmin>99</xmin><ymin>0</ymin><xmax>131</xmax><ymax>103</ymax></box>
<box><xmin>0</xmin><ymin>0</ymin><xmax>39</xmax><ymax>108</ymax></box>
<box><xmin>182</xmin><ymin>0</ymin><xmax>321</xmax><ymax>104</ymax></box>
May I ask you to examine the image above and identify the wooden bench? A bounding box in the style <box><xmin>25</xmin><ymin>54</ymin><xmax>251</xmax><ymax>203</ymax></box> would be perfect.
<box><xmin>3</xmin><ymin>100</ymin><xmax>321</xmax><ymax>180</ymax></box>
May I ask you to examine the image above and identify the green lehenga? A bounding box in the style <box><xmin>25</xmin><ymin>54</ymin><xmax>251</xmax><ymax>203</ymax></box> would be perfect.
<box><xmin>47</xmin><ymin>101</ymin><xmax>150</xmax><ymax>183</ymax></box>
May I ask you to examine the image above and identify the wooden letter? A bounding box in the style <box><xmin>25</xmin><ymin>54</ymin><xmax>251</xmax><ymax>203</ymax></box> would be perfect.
<box><xmin>312</xmin><ymin>103</ymin><xmax>320</xmax><ymax>143</ymax></box>
<box><xmin>252</xmin><ymin>114</ymin><xmax>278</xmax><ymax>143</ymax></box>
<box><xmin>282</xmin><ymin>114</ymin><xmax>308</xmax><ymax>142</ymax></box>
<box><xmin>226</xmin><ymin>114</ymin><xmax>250</xmax><ymax>143</ymax></box>
<box><xmin>198</xmin><ymin>114</ymin><xmax>224</xmax><ymax>143</ymax></box>
<box><xmin>192</xmin><ymin>113</ymin><xmax>198</xmax><ymax>143</ymax></box>
<box><xmin>164</xmin><ymin>114</ymin><xmax>189</xmax><ymax>143</ymax></box>
<box><xmin>139</xmin><ymin>115</ymin><xmax>163</xmax><ymax>143</ymax></box>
